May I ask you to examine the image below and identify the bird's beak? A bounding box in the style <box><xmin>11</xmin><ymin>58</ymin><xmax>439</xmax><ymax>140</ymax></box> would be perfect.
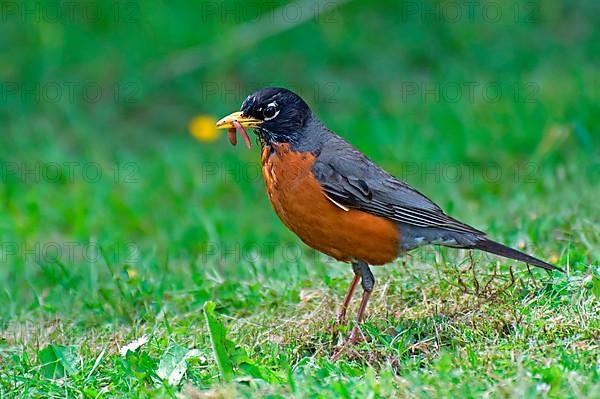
<box><xmin>215</xmin><ymin>111</ymin><xmax>262</xmax><ymax>129</ymax></box>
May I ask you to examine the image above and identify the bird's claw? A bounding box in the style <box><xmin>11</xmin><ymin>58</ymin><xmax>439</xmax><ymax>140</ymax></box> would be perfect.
<box><xmin>330</xmin><ymin>325</ymin><xmax>366</xmax><ymax>362</ymax></box>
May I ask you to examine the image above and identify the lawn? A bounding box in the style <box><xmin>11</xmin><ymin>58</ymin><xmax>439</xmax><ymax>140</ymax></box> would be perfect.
<box><xmin>0</xmin><ymin>0</ymin><xmax>599</xmax><ymax>397</ymax></box>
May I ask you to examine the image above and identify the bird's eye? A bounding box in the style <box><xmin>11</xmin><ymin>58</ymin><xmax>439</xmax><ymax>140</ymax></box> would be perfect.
<box><xmin>263</xmin><ymin>103</ymin><xmax>279</xmax><ymax>120</ymax></box>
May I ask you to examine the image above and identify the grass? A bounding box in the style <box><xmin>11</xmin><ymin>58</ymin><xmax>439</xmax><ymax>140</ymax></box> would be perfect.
<box><xmin>1</xmin><ymin>0</ymin><xmax>599</xmax><ymax>397</ymax></box>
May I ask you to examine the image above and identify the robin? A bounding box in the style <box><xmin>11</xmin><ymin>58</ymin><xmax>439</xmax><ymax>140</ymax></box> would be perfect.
<box><xmin>215</xmin><ymin>87</ymin><xmax>563</xmax><ymax>356</ymax></box>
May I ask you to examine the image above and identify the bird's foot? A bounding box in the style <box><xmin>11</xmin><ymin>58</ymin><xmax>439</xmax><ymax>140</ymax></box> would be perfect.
<box><xmin>330</xmin><ymin>324</ymin><xmax>367</xmax><ymax>362</ymax></box>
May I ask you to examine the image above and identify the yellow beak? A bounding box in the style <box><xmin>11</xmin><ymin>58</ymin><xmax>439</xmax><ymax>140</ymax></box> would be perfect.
<box><xmin>215</xmin><ymin>111</ymin><xmax>262</xmax><ymax>129</ymax></box>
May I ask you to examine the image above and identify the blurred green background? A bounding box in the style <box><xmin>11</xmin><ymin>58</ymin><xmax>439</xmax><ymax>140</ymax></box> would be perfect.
<box><xmin>1</xmin><ymin>0</ymin><xmax>599</xmax><ymax>397</ymax></box>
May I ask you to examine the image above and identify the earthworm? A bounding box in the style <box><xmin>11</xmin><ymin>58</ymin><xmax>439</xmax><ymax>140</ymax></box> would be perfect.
<box><xmin>227</xmin><ymin>128</ymin><xmax>237</xmax><ymax>146</ymax></box>
<box><xmin>229</xmin><ymin>120</ymin><xmax>252</xmax><ymax>150</ymax></box>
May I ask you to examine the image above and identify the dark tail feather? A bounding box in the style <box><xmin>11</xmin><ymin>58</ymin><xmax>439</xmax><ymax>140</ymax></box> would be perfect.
<box><xmin>471</xmin><ymin>239</ymin><xmax>564</xmax><ymax>273</ymax></box>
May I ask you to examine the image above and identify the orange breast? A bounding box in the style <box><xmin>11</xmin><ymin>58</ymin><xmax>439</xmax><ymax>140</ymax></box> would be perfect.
<box><xmin>261</xmin><ymin>143</ymin><xmax>400</xmax><ymax>265</ymax></box>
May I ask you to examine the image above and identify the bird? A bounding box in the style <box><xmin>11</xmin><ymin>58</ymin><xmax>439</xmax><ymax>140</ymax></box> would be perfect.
<box><xmin>215</xmin><ymin>87</ymin><xmax>563</xmax><ymax>357</ymax></box>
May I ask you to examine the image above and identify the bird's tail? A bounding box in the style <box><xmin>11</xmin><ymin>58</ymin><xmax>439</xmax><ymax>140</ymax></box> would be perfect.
<box><xmin>470</xmin><ymin>238</ymin><xmax>563</xmax><ymax>273</ymax></box>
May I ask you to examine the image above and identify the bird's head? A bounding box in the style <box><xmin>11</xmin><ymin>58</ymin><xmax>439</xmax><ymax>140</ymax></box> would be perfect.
<box><xmin>216</xmin><ymin>87</ymin><xmax>313</xmax><ymax>146</ymax></box>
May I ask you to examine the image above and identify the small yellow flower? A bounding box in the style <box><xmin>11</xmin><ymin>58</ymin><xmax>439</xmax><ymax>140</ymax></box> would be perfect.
<box><xmin>549</xmin><ymin>254</ymin><xmax>559</xmax><ymax>264</ymax></box>
<box><xmin>189</xmin><ymin>115</ymin><xmax>220</xmax><ymax>142</ymax></box>
<box><xmin>127</xmin><ymin>268</ymin><xmax>138</xmax><ymax>279</ymax></box>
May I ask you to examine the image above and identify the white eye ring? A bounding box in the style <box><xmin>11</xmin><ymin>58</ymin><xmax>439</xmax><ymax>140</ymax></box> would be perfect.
<box><xmin>263</xmin><ymin>101</ymin><xmax>280</xmax><ymax>121</ymax></box>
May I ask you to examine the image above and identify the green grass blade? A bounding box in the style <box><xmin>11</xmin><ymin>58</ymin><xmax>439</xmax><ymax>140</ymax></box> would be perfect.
<box><xmin>203</xmin><ymin>301</ymin><xmax>234</xmax><ymax>382</ymax></box>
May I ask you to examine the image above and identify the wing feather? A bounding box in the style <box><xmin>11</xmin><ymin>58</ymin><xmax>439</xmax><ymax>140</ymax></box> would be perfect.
<box><xmin>312</xmin><ymin>137</ymin><xmax>484</xmax><ymax>235</ymax></box>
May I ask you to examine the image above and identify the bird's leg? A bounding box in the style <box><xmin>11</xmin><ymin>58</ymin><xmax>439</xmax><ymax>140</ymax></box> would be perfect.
<box><xmin>348</xmin><ymin>261</ymin><xmax>374</xmax><ymax>343</ymax></box>
<box><xmin>336</xmin><ymin>263</ymin><xmax>362</xmax><ymax>324</ymax></box>
<box><xmin>331</xmin><ymin>261</ymin><xmax>374</xmax><ymax>361</ymax></box>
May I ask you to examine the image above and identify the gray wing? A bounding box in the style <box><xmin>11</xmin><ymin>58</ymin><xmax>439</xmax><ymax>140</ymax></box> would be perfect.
<box><xmin>312</xmin><ymin>136</ymin><xmax>485</xmax><ymax>235</ymax></box>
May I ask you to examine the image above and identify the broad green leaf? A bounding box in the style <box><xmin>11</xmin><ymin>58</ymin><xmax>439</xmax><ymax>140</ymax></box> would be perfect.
<box><xmin>157</xmin><ymin>343</ymin><xmax>202</xmax><ymax>386</ymax></box>
<box><xmin>38</xmin><ymin>345</ymin><xmax>80</xmax><ymax>379</ymax></box>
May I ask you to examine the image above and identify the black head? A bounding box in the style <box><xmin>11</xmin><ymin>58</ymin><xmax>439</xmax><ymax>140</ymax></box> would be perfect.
<box><xmin>239</xmin><ymin>87</ymin><xmax>313</xmax><ymax>145</ymax></box>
